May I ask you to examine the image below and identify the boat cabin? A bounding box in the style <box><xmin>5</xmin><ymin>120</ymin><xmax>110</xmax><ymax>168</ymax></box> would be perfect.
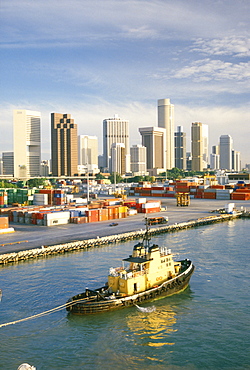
<box><xmin>108</xmin><ymin>242</ymin><xmax>181</xmax><ymax>296</ymax></box>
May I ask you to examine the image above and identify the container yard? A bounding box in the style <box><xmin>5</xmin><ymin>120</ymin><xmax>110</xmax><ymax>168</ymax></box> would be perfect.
<box><xmin>0</xmin><ymin>178</ymin><xmax>250</xmax><ymax>231</ymax></box>
<box><xmin>129</xmin><ymin>180</ymin><xmax>250</xmax><ymax>200</ymax></box>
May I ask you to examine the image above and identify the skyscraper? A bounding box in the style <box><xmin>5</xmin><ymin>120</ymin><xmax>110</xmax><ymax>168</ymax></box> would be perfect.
<box><xmin>103</xmin><ymin>115</ymin><xmax>130</xmax><ymax>172</ymax></box>
<box><xmin>78</xmin><ymin>135</ymin><xmax>98</xmax><ymax>174</ymax></box>
<box><xmin>219</xmin><ymin>134</ymin><xmax>233</xmax><ymax>170</ymax></box>
<box><xmin>191</xmin><ymin>122</ymin><xmax>208</xmax><ymax>171</ymax></box>
<box><xmin>51</xmin><ymin>113</ymin><xmax>78</xmax><ymax>176</ymax></box>
<box><xmin>210</xmin><ymin>145</ymin><xmax>220</xmax><ymax>170</ymax></box>
<box><xmin>111</xmin><ymin>143</ymin><xmax>126</xmax><ymax>175</ymax></box>
<box><xmin>13</xmin><ymin>109</ymin><xmax>41</xmax><ymax>178</ymax></box>
<box><xmin>202</xmin><ymin>124</ymin><xmax>209</xmax><ymax>168</ymax></box>
<box><xmin>232</xmin><ymin>150</ymin><xmax>241</xmax><ymax>172</ymax></box>
<box><xmin>174</xmin><ymin>126</ymin><xmax>186</xmax><ymax>170</ymax></box>
<box><xmin>158</xmin><ymin>99</ymin><xmax>175</xmax><ymax>170</ymax></box>
<box><xmin>2</xmin><ymin>152</ymin><xmax>14</xmax><ymax>175</ymax></box>
<box><xmin>130</xmin><ymin>144</ymin><xmax>147</xmax><ymax>175</ymax></box>
<box><xmin>139</xmin><ymin>126</ymin><xmax>166</xmax><ymax>175</ymax></box>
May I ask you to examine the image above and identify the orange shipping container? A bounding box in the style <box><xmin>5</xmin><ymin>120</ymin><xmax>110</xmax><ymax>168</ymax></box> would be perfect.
<box><xmin>235</xmin><ymin>188</ymin><xmax>250</xmax><ymax>193</ymax></box>
<box><xmin>231</xmin><ymin>193</ymin><xmax>250</xmax><ymax>200</ymax></box>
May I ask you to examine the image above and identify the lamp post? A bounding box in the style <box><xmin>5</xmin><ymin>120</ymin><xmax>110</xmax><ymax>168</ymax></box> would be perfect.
<box><xmin>165</xmin><ymin>150</ymin><xmax>168</xmax><ymax>183</ymax></box>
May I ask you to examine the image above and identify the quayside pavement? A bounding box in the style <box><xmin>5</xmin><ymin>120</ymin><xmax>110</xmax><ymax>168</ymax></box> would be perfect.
<box><xmin>0</xmin><ymin>198</ymin><xmax>249</xmax><ymax>256</ymax></box>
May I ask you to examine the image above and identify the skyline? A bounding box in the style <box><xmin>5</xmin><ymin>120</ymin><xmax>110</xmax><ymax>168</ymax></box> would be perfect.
<box><xmin>0</xmin><ymin>0</ymin><xmax>249</xmax><ymax>165</ymax></box>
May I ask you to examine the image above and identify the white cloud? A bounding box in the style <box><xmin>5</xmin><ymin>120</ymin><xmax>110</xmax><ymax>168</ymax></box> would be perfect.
<box><xmin>173</xmin><ymin>59</ymin><xmax>250</xmax><ymax>82</ymax></box>
<box><xmin>191</xmin><ymin>36</ymin><xmax>250</xmax><ymax>57</ymax></box>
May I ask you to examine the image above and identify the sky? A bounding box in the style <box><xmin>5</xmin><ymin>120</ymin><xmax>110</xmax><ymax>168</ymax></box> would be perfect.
<box><xmin>0</xmin><ymin>0</ymin><xmax>249</xmax><ymax>166</ymax></box>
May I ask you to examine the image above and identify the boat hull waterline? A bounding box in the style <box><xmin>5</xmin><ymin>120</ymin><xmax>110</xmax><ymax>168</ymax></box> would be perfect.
<box><xmin>66</xmin><ymin>260</ymin><xmax>194</xmax><ymax>315</ymax></box>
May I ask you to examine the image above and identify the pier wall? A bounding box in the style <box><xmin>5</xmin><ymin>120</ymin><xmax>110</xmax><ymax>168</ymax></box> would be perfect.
<box><xmin>0</xmin><ymin>212</ymin><xmax>243</xmax><ymax>265</ymax></box>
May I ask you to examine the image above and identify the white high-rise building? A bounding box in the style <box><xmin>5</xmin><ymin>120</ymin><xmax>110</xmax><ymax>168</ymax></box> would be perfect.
<box><xmin>220</xmin><ymin>135</ymin><xmax>233</xmax><ymax>170</ymax></box>
<box><xmin>232</xmin><ymin>150</ymin><xmax>241</xmax><ymax>172</ymax></box>
<box><xmin>210</xmin><ymin>154</ymin><xmax>220</xmax><ymax>170</ymax></box>
<box><xmin>103</xmin><ymin>115</ymin><xmax>130</xmax><ymax>172</ymax></box>
<box><xmin>130</xmin><ymin>144</ymin><xmax>147</xmax><ymax>175</ymax></box>
<box><xmin>78</xmin><ymin>135</ymin><xmax>98</xmax><ymax>174</ymax></box>
<box><xmin>158</xmin><ymin>99</ymin><xmax>175</xmax><ymax>170</ymax></box>
<box><xmin>13</xmin><ymin>109</ymin><xmax>41</xmax><ymax>178</ymax></box>
<box><xmin>202</xmin><ymin>124</ymin><xmax>209</xmax><ymax>169</ymax></box>
<box><xmin>210</xmin><ymin>145</ymin><xmax>220</xmax><ymax>170</ymax></box>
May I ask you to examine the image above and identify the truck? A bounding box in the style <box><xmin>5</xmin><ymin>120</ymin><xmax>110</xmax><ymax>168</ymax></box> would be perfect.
<box><xmin>147</xmin><ymin>216</ymin><xmax>168</xmax><ymax>225</ymax></box>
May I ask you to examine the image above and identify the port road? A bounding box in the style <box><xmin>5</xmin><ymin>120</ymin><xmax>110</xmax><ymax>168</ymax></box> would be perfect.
<box><xmin>0</xmin><ymin>198</ymin><xmax>249</xmax><ymax>254</ymax></box>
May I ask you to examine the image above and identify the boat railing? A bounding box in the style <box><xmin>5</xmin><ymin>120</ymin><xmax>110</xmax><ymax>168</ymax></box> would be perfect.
<box><xmin>160</xmin><ymin>247</ymin><xmax>172</xmax><ymax>257</ymax></box>
<box><xmin>121</xmin><ymin>269</ymin><xmax>148</xmax><ymax>280</ymax></box>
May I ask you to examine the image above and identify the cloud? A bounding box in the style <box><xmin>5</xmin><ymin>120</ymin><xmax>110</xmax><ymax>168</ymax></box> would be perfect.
<box><xmin>173</xmin><ymin>59</ymin><xmax>250</xmax><ymax>82</ymax></box>
<box><xmin>1</xmin><ymin>0</ymin><xmax>249</xmax><ymax>48</ymax></box>
<box><xmin>191</xmin><ymin>36</ymin><xmax>250</xmax><ymax>57</ymax></box>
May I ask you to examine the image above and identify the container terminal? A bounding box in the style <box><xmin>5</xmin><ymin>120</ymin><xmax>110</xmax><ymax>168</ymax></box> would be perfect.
<box><xmin>0</xmin><ymin>178</ymin><xmax>250</xmax><ymax>256</ymax></box>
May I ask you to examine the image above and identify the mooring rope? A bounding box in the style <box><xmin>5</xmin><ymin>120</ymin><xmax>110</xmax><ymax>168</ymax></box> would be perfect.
<box><xmin>0</xmin><ymin>298</ymin><xmax>86</xmax><ymax>328</ymax></box>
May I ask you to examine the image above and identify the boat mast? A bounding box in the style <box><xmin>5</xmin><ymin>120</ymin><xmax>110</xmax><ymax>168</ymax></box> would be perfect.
<box><xmin>143</xmin><ymin>217</ymin><xmax>151</xmax><ymax>250</ymax></box>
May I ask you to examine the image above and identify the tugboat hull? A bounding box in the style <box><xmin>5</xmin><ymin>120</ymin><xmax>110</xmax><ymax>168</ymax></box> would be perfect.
<box><xmin>66</xmin><ymin>261</ymin><xmax>194</xmax><ymax>315</ymax></box>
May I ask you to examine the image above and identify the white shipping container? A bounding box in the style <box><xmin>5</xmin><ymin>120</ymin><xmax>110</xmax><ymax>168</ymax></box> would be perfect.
<box><xmin>44</xmin><ymin>211</ymin><xmax>70</xmax><ymax>221</ymax></box>
<box><xmin>44</xmin><ymin>218</ymin><xmax>70</xmax><ymax>226</ymax></box>
<box><xmin>128</xmin><ymin>209</ymin><xmax>137</xmax><ymax>216</ymax></box>
<box><xmin>136</xmin><ymin>198</ymin><xmax>147</xmax><ymax>204</ymax></box>
<box><xmin>75</xmin><ymin>198</ymin><xmax>88</xmax><ymax>204</ymax></box>
<box><xmin>142</xmin><ymin>201</ymin><xmax>161</xmax><ymax>209</ymax></box>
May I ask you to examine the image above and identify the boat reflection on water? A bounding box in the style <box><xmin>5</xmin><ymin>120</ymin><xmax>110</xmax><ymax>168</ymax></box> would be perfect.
<box><xmin>126</xmin><ymin>287</ymin><xmax>194</xmax><ymax>350</ymax></box>
<box><xmin>126</xmin><ymin>305</ymin><xmax>177</xmax><ymax>348</ymax></box>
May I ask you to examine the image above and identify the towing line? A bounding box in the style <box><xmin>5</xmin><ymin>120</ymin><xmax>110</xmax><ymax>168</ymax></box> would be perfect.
<box><xmin>0</xmin><ymin>298</ymin><xmax>86</xmax><ymax>328</ymax></box>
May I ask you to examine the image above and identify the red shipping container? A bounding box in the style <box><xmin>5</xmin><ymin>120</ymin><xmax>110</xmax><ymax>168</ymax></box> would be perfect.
<box><xmin>203</xmin><ymin>192</ymin><xmax>216</xmax><ymax>199</ymax></box>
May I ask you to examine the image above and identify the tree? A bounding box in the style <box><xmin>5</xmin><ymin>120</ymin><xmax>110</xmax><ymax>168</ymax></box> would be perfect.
<box><xmin>0</xmin><ymin>180</ymin><xmax>17</xmax><ymax>188</ymax></box>
<box><xmin>108</xmin><ymin>172</ymin><xmax>123</xmax><ymax>184</ymax></box>
<box><xmin>95</xmin><ymin>173</ymin><xmax>106</xmax><ymax>180</ymax></box>
<box><xmin>27</xmin><ymin>178</ymin><xmax>48</xmax><ymax>188</ymax></box>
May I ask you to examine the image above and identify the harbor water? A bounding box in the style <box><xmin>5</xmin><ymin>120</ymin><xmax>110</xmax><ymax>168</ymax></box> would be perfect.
<box><xmin>0</xmin><ymin>218</ymin><xmax>249</xmax><ymax>369</ymax></box>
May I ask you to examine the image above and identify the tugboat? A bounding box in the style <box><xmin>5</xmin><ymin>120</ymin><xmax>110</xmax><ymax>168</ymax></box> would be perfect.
<box><xmin>66</xmin><ymin>219</ymin><xmax>195</xmax><ymax>315</ymax></box>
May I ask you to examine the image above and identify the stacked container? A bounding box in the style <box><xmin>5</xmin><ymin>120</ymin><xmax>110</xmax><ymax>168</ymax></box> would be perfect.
<box><xmin>141</xmin><ymin>201</ymin><xmax>161</xmax><ymax>213</ymax></box>
<box><xmin>86</xmin><ymin>209</ymin><xmax>99</xmax><ymax>223</ymax></box>
<box><xmin>39</xmin><ymin>189</ymin><xmax>54</xmax><ymax>205</ymax></box>
<box><xmin>54</xmin><ymin>189</ymin><xmax>65</xmax><ymax>206</ymax></box>
<box><xmin>0</xmin><ymin>191</ymin><xmax>8</xmax><ymax>208</ymax></box>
